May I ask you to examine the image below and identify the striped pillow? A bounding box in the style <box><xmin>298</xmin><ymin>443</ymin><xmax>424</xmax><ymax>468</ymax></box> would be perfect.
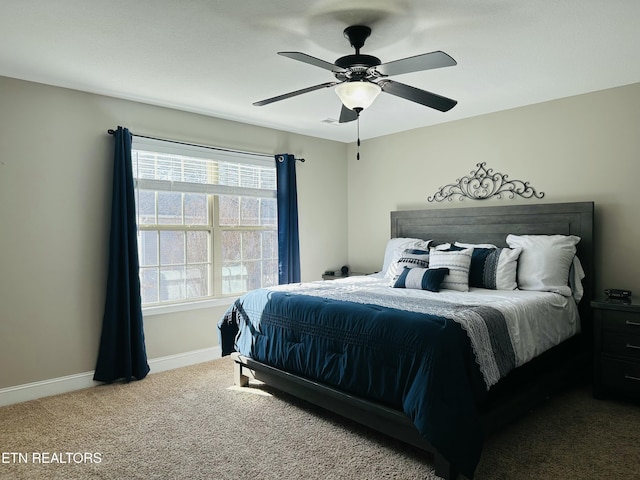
<box><xmin>428</xmin><ymin>247</ymin><xmax>473</xmax><ymax>292</ymax></box>
<box><xmin>392</xmin><ymin>267</ymin><xmax>450</xmax><ymax>291</ymax></box>
<box><xmin>451</xmin><ymin>244</ymin><xmax>521</xmax><ymax>290</ymax></box>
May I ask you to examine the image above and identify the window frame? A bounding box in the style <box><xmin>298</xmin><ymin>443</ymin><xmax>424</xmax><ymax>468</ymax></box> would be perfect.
<box><xmin>131</xmin><ymin>137</ymin><xmax>278</xmax><ymax>314</ymax></box>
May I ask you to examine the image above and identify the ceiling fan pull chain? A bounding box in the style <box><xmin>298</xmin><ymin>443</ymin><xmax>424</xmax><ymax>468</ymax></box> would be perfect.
<box><xmin>357</xmin><ymin>116</ymin><xmax>360</xmax><ymax>160</ymax></box>
<box><xmin>355</xmin><ymin>107</ymin><xmax>362</xmax><ymax>160</ymax></box>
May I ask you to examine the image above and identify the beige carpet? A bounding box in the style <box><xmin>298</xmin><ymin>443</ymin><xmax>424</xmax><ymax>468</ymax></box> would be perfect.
<box><xmin>1</xmin><ymin>356</ymin><xmax>638</xmax><ymax>480</ymax></box>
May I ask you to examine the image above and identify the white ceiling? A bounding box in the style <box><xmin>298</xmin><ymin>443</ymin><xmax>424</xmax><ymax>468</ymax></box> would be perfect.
<box><xmin>2</xmin><ymin>0</ymin><xmax>639</xmax><ymax>143</ymax></box>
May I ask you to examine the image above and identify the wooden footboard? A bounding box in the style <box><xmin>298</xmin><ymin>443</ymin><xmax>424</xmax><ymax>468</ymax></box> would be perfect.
<box><xmin>231</xmin><ymin>346</ymin><xmax>587</xmax><ymax>480</ymax></box>
<box><xmin>231</xmin><ymin>352</ymin><xmax>458</xmax><ymax>479</ymax></box>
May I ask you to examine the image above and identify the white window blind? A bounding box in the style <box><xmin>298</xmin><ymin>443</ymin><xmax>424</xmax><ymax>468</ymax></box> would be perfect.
<box><xmin>132</xmin><ymin>136</ymin><xmax>276</xmax><ymax>198</ymax></box>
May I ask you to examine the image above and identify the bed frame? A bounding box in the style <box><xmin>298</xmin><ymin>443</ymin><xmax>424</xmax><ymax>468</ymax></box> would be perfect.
<box><xmin>232</xmin><ymin>201</ymin><xmax>594</xmax><ymax>479</ymax></box>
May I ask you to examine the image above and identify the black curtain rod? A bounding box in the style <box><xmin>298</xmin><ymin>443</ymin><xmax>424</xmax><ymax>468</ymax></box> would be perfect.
<box><xmin>107</xmin><ymin>129</ymin><xmax>304</xmax><ymax>162</ymax></box>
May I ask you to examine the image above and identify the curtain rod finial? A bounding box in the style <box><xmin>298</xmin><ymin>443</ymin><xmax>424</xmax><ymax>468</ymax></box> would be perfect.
<box><xmin>277</xmin><ymin>155</ymin><xmax>305</xmax><ymax>163</ymax></box>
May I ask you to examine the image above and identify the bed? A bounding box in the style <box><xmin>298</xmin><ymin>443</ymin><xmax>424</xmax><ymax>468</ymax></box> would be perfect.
<box><xmin>218</xmin><ymin>202</ymin><xmax>594</xmax><ymax>479</ymax></box>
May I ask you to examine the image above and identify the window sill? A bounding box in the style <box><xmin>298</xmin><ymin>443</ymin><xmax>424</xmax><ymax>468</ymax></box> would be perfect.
<box><xmin>142</xmin><ymin>297</ymin><xmax>237</xmax><ymax>317</ymax></box>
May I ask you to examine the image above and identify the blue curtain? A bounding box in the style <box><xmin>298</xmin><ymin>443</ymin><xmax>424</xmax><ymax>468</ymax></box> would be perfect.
<box><xmin>94</xmin><ymin>126</ymin><xmax>150</xmax><ymax>383</ymax></box>
<box><xmin>275</xmin><ymin>154</ymin><xmax>301</xmax><ymax>284</ymax></box>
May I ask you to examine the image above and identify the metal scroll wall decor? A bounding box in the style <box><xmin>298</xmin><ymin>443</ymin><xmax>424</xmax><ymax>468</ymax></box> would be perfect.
<box><xmin>427</xmin><ymin>162</ymin><xmax>545</xmax><ymax>202</ymax></box>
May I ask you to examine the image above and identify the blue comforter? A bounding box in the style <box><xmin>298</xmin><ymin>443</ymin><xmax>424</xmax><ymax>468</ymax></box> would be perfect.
<box><xmin>218</xmin><ymin>287</ymin><xmax>490</xmax><ymax>478</ymax></box>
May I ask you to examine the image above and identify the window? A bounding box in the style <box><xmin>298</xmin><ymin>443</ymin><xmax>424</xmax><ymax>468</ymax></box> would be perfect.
<box><xmin>132</xmin><ymin>137</ymin><xmax>278</xmax><ymax>307</ymax></box>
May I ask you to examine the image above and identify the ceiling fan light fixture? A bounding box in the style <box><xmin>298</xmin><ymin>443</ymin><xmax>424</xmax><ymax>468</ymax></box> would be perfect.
<box><xmin>335</xmin><ymin>81</ymin><xmax>381</xmax><ymax>111</ymax></box>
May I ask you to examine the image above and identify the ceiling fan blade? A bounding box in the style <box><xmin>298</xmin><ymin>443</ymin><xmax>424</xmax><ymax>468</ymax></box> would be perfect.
<box><xmin>376</xmin><ymin>51</ymin><xmax>456</xmax><ymax>77</ymax></box>
<box><xmin>278</xmin><ymin>52</ymin><xmax>347</xmax><ymax>73</ymax></box>
<box><xmin>253</xmin><ymin>82</ymin><xmax>339</xmax><ymax>106</ymax></box>
<box><xmin>339</xmin><ymin>105</ymin><xmax>358</xmax><ymax>123</ymax></box>
<box><xmin>379</xmin><ymin>80</ymin><xmax>457</xmax><ymax>112</ymax></box>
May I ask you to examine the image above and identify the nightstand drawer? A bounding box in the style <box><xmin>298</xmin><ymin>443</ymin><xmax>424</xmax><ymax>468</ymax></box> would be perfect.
<box><xmin>599</xmin><ymin>310</ymin><xmax>640</xmax><ymax>333</ymax></box>
<box><xmin>603</xmin><ymin>332</ymin><xmax>640</xmax><ymax>359</ymax></box>
<box><xmin>601</xmin><ymin>358</ymin><xmax>640</xmax><ymax>394</ymax></box>
<box><xmin>591</xmin><ymin>298</ymin><xmax>640</xmax><ymax>400</ymax></box>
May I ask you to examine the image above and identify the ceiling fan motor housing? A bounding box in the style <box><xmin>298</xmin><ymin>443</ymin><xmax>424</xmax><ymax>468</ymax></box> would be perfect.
<box><xmin>337</xmin><ymin>25</ymin><xmax>381</xmax><ymax>79</ymax></box>
<box><xmin>343</xmin><ymin>25</ymin><xmax>371</xmax><ymax>51</ymax></box>
<box><xmin>335</xmin><ymin>54</ymin><xmax>381</xmax><ymax>70</ymax></box>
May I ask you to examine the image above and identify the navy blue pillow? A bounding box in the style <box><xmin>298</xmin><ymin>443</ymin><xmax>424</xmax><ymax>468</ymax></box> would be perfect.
<box><xmin>393</xmin><ymin>267</ymin><xmax>450</xmax><ymax>291</ymax></box>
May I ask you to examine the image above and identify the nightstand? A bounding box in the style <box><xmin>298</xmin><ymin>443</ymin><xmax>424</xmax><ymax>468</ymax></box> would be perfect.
<box><xmin>591</xmin><ymin>297</ymin><xmax>640</xmax><ymax>400</ymax></box>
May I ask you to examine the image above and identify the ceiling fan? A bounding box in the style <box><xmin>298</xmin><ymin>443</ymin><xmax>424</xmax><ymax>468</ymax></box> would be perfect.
<box><xmin>253</xmin><ymin>25</ymin><xmax>458</xmax><ymax>123</ymax></box>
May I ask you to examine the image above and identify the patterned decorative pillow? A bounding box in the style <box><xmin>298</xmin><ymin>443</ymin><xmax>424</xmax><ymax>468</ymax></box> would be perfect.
<box><xmin>392</xmin><ymin>267</ymin><xmax>450</xmax><ymax>291</ymax></box>
<box><xmin>428</xmin><ymin>248</ymin><xmax>473</xmax><ymax>292</ymax></box>
<box><xmin>395</xmin><ymin>248</ymin><xmax>430</xmax><ymax>270</ymax></box>
<box><xmin>447</xmin><ymin>244</ymin><xmax>521</xmax><ymax>290</ymax></box>
<box><xmin>473</xmin><ymin>247</ymin><xmax>521</xmax><ymax>290</ymax></box>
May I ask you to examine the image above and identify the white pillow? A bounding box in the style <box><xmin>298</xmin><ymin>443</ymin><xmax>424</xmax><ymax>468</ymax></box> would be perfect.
<box><xmin>454</xmin><ymin>241</ymin><xmax>498</xmax><ymax>249</ymax></box>
<box><xmin>506</xmin><ymin>234</ymin><xmax>581</xmax><ymax>297</ymax></box>
<box><xmin>382</xmin><ymin>238</ymin><xmax>431</xmax><ymax>279</ymax></box>
<box><xmin>569</xmin><ymin>256</ymin><xmax>586</xmax><ymax>303</ymax></box>
<box><xmin>428</xmin><ymin>247</ymin><xmax>473</xmax><ymax>292</ymax></box>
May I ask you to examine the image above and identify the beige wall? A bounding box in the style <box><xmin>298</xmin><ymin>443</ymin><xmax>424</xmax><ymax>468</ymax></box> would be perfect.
<box><xmin>347</xmin><ymin>82</ymin><xmax>640</xmax><ymax>296</ymax></box>
<box><xmin>0</xmin><ymin>76</ymin><xmax>348</xmax><ymax>389</ymax></box>
<box><xmin>1</xmin><ymin>76</ymin><xmax>638</xmax><ymax>391</ymax></box>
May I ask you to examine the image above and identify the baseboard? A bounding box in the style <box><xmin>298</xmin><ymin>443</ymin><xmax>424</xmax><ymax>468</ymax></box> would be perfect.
<box><xmin>148</xmin><ymin>346</ymin><xmax>221</xmax><ymax>373</ymax></box>
<box><xmin>0</xmin><ymin>346</ymin><xmax>222</xmax><ymax>407</ymax></box>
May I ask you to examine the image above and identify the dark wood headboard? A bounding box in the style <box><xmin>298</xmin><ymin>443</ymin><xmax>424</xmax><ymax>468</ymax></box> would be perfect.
<box><xmin>391</xmin><ymin>202</ymin><xmax>595</xmax><ymax>330</ymax></box>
